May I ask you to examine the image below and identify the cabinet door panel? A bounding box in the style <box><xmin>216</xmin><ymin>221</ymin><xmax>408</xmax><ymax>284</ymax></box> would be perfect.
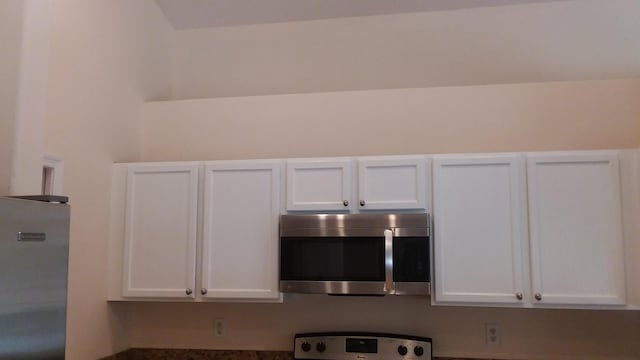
<box><xmin>122</xmin><ymin>164</ymin><xmax>198</xmax><ymax>298</ymax></box>
<box><xmin>202</xmin><ymin>161</ymin><xmax>281</xmax><ymax>300</ymax></box>
<box><xmin>358</xmin><ymin>157</ymin><xmax>427</xmax><ymax>210</ymax></box>
<box><xmin>433</xmin><ymin>155</ymin><xmax>526</xmax><ymax>304</ymax></box>
<box><xmin>528</xmin><ymin>152</ymin><xmax>625</xmax><ymax>305</ymax></box>
<box><xmin>286</xmin><ymin>159</ymin><xmax>352</xmax><ymax>211</ymax></box>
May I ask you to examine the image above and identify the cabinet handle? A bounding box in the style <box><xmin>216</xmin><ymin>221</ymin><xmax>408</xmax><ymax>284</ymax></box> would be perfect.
<box><xmin>360</xmin><ymin>200</ymin><xmax>366</xmax><ymax>207</ymax></box>
<box><xmin>516</xmin><ymin>292</ymin><xmax>523</xmax><ymax>300</ymax></box>
<box><xmin>201</xmin><ymin>288</ymin><xmax>208</xmax><ymax>295</ymax></box>
<box><xmin>534</xmin><ymin>293</ymin><xmax>542</xmax><ymax>301</ymax></box>
<box><xmin>185</xmin><ymin>288</ymin><xmax>193</xmax><ymax>295</ymax></box>
<box><xmin>343</xmin><ymin>200</ymin><xmax>349</xmax><ymax>207</ymax></box>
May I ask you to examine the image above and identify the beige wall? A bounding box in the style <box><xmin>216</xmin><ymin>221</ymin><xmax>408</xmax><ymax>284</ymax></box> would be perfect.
<box><xmin>128</xmin><ymin>297</ymin><xmax>640</xmax><ymax>359</ymax></box>
<box><xmin>11</xmin><ymin>0</ymin><xmax>51</xmax><ymax>195</ymax></box>
<box><xmin>138</xmin><ymin>78</ymin><xmax>640</xmax><ymax>359</ymax></box>
<box><xmin>172</xmin><ymin>0</ymin><xmax>640</xmax><ymax>99</ymax></box>
<box><xmin>0</xmin><ymin>0</ymin><xmax>24</xmax><ymax>195</ymax></box>
<box><xmin>44</xmin><ymin>1</ymin><xmax>173</xmax><ymax>359</ymax></box>
<box><xmin>0</xmin><ymin>0</ymin><xmax>54</xmax><ymax>196</ymax></box>
<box><xmin>142</xmin><ymin>78</ymin><xmax>640</xmax><ymax>161</ymax></box>
<box><xmin>23</xmin><ymin>1</ymin><xmax>639</xmax><ymax>358</ymax></box>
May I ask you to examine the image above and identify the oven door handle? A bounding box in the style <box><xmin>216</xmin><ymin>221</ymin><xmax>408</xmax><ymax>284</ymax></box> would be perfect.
<box><xmin>384</xmin><ymin>229</ymin><xmax>395</xmax><ymax>294</ymax></box>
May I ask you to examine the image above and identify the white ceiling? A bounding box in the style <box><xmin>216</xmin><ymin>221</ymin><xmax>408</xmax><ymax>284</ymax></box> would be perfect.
<box><xmin>155</xmin><ymin>0</ymin><xmax>567</xmax><ymax>29</ymax></box>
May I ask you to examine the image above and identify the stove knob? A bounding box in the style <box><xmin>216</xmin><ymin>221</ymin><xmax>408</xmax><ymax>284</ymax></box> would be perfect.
<box><xmin>301</xmin><ymin>342</ymin><xmax>311</xmax><ymax>352</ymax></box>
<box><xmin>414</xmin><ymin>346</ymin><xmax>424</xmax><ymax>357</ymax></box>
<box><xmin>397</xmin><ymin>345</ymin><xmax>408</xmax><ymax>356</ymax></box>
<box><xmin>316</xmin><ymin>342</ymin><xmax>326</xmax><ymax>352</ymax></box>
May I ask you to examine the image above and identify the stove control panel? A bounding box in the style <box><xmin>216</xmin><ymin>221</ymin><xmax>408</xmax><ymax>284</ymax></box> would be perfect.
<box><xmin>294</xmin><ymin>333</ymin><xmax>432</xmax><ymax>360</ymax></box>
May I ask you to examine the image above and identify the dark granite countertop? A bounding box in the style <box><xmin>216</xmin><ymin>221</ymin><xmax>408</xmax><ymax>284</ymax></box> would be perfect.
<box><xmin>101</xmin><ymin>349</ymin><xmax>500</xmax><ymax>360</ymax></box>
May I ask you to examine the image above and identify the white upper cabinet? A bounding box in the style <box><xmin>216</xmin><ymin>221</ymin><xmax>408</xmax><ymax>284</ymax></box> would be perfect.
<box><xmin>109</xmin><ymin>149</ymin><xmax>635</xmax><ymax>309</ymax></box>
<box><xmin>433</xmin><ymin>154</ymin><xmax>527</xmax><ymax>304</ymax></box>
<box><xmin>286</xmin><ymin>158</ymin><xmax>352</xmax><ymax>211</ymax></box>
<box><xmin>286</xmin><ymin>156</ymin><xmax>427</xmax><ymax>212</ymax></box>
<box><xmin>358</xmin><ymin>156</ymin><xmax>428</xmax><ymax>211</ymax></box>
<box><xmin>122</xmin><ymin>163</ymin><xmax>199</xmax><ymax>298</ymax></box>
<box><xmin>527</xmin><ymin>151</ymin><xmax>626</xmax><ymax>306</ymax></box>
<box><xmin>201</xmin><ymin>160</ymin><xmax>281</xmax><ymax>300</ymax></box>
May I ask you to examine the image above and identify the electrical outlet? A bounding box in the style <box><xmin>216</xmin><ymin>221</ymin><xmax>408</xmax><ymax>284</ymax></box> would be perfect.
<box><xmin>214</xmin><ymin>318</ymin><xmax>225</xmax><ymax>337</ymax></box>
<box><xmin>485</xmin><ymin>323</ymin><xmax>500</xmax><ymax>345</ymax></box>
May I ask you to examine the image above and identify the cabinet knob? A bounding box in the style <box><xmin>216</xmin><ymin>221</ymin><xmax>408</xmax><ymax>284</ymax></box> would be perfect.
<box><xmin>360</xmin><ymin>200</ymin><xmax>366</xmax><ymax>207</ymax></box>
<box><xmin>185</xmin><ymin>288</ymin><xmax>193</xmax><ymax>295</ymax></box>
<box><xmin>516</xmin><ymin>292</ymin><xmax>523</xmax><ymax>300</ymax></box>
<box><xmin>343</xmin><ymin>200</ymin><xmax>349</xmax><ymax>207</ymax></box>
<box><xmin>201</xmin><ymin>288</ymin><xmax>208</xmax><ymax>295</ymax></box>
<box><xmin>534</xmin><ymin>293</ymin><xmax>542</xmax><ymax>301</ymax></box>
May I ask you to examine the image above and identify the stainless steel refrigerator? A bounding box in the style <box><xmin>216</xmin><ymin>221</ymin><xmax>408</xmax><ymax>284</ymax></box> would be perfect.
<box><xmin>0</xmin><ymin>196</ymin><xmax>70</xmax><ymax>360</ymax></box>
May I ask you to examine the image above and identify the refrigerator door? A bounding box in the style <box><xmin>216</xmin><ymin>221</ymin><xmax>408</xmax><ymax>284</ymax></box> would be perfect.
<box><xmin>0</xmin><ymin>197</ymin><xmax>69</xmax><ymax>360</ymax></box>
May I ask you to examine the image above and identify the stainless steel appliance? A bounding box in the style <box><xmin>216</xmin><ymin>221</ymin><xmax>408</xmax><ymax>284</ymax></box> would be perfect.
<box><xmin>294</xmin><ymin>332</ymin><xmax>432</xmax><ymax>360</ymax></box>
<box><xmin>0</xmin><ymin>196</ymin><xmax>70</xmax><ymax>360</ymax></box>
<box><xmin>280</xmin><ymin>213</ymin><xmax>430</xmax><ymax>296</ymax></box>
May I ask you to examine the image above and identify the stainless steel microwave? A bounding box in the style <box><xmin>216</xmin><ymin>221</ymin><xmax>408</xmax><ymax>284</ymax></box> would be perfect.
<box><xmin>279</xmin><ymin>213</ymin><xmax>430</xmax><ymax>296</ymax></box>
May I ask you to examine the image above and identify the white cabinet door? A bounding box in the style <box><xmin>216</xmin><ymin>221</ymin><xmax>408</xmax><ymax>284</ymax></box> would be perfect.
<box><xmin>433</xmin><ymin>155</ymin><xmax>527</xmax><ymax>304</ymax></box>
<box><xmin>201</xmin><ymin>160</ymin><xmax>281</xmax><ymax>300</ymax></box>
<box><xmin>527</xmin><ymin>152</ymin><xmax>626</xmax><ymax>306</ymax></box>
<box><xmin>122</xmin><ymin>163</ymin><xmax>199</xmax><ymax>298</ymax></box>
<box><xmin>358</xmin><ymin>156</ymin><xmax>428</xmax><ymax>210</ymax></box>
<box><xmin>286</xmin><ymin>158</ymin><xmax>352</xmax><ymax>211</ymax></box>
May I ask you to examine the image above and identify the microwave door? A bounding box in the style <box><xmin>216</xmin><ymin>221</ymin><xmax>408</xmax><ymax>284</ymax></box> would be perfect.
<box><xmin>280</xmin><ymin>235</ymin><xmax>386</xmax><ymax>295</ymax></box>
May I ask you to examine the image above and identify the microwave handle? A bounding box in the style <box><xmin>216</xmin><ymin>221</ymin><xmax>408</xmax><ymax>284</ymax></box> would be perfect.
<box><xmin>384</xmin><ymin>229</ymin><xmax>394</xmax><ymax>294</ymax></box>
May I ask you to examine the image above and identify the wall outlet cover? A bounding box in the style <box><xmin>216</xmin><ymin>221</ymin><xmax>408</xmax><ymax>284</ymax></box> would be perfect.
<box><xmin>485</xmin><ymin>323</ymin><xmax>500</xmax><ymax>345</ymax></box>
<box><xmin>214</xmin><ymin>318</ymin><xmax>225</xmax><ymax>337</ymax></box>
